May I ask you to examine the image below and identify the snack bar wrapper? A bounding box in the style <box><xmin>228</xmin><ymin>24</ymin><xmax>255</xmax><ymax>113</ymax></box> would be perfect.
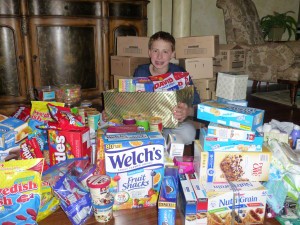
<box><xmin>103</xmin><ymin>85</ymin><xmax>194</xmax><ymax>128</ymax></box>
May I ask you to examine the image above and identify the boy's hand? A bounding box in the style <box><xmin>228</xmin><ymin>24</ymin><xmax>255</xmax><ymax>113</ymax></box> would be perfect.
<box><xmin>102</xmin><ymin>110</ymin><xmax>108</xmax><ymax>122</ymax></box>
<box><xmin>173</xmin><ymin>102</ymin><xmax>189</xmax><ymax>122</ymax></box>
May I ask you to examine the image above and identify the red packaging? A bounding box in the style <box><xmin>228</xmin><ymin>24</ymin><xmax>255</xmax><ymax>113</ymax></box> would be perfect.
<box><xmin>48</xmin><ymin>127</ymin><xmax>91</xmax><ymax>166</ymax></box>
<box><xmin>11</xmin><ymin>106</ymin><xmax>31</xmax><ymax>121</ymax></box>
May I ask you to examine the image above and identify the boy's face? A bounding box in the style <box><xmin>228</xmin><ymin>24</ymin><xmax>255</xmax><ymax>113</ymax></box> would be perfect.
<box><xmin>148</xmin><ymin>39</ymin><xmax>175</xmax><ymax>72</ymax></box>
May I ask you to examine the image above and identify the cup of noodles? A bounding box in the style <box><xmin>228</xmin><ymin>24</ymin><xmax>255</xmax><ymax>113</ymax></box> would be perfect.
<box><xmin>149</xmin><ymin>116</ymin><xmax>163</xmax><ymax>132</ymax></box>
<box><xmin>87</xmin><ymin>175</ymin><xmax>111</xmax><ymax>204</ymax></box>
<box><xmin>55</xmin><ymin>84</ymin><xmax>81</xmax><ymax>106</ymax></box>
<box><xmin>92</xmin><ymin>192</ymin><xmax>114</xmax><ymax>223</ymax></box>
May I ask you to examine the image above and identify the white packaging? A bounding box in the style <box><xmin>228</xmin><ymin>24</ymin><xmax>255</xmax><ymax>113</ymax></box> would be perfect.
<box><xmin>167</xmin><ymin>134</ymin><xmax>185</xmax><ymax>158</ymax></box>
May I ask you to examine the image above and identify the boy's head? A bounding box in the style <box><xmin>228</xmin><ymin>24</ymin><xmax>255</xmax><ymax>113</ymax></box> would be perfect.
<box><xmin>148</xmin><ymin>31</ymin><xmax>175</xmax><ymax>52</ymax></box>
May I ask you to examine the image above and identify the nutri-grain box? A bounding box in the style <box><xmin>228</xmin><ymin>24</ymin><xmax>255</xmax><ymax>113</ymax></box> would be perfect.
<box><xmin>102</xmin><ymin>131</ymin><xmax>164</xmax><ymax>210</ymax></box>
<box><xmin>204</xmin><ymin>181</ymin><xmax>267</xmax><ymax>225</ymax></box>
<box><xmin>194</xmin><ymin>140</ymin><xmax>271</xmax><ymax>182</ymax></box>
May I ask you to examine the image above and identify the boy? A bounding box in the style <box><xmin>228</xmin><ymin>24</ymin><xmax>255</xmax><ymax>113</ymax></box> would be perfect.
<box><xmin>134</xmin><ymin>31</ymin><xmax>201</xmax><ymax>145</ymax></box>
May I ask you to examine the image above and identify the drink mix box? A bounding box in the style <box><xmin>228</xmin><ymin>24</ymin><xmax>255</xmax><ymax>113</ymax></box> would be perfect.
<box><xmin>204</xmin><ymin>181</ymin><xmax>267</xmax><ymax>225</ymax></box>
<box><xmin>194</xmin><ymin>140</ymin><xmax>271</xmax><ymax>182</ymax></box>
<box><xmin>197</xmin><ymin>101</ymin><xmax>264</xmax><ymax>131</ymax></box>
<box><xmin>102</xmin><ymin>131</ymin><xmax>165</xmax><ymax>210</ymax></box>
<box><xmin>200</xmin><ymin>128</ymin><xmax>263</xmax><ymax>152</ymax></box>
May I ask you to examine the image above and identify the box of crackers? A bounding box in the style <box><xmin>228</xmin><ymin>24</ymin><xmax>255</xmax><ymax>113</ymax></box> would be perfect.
<box><xmin>197</xmin><ymin>101</ymin><xmax>264</xmax><ymax>131</ymax></box>
<box><xmin>194</xmin><ymin>140</ymin><xmax>271</xmax><ymax>182</ymax></box>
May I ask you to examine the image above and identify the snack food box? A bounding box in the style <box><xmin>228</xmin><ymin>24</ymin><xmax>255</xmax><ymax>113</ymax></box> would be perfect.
<box><xmin>216</xmin><ymin>73</ymin><xmax>248</xmax><ymax>101</ymax></box>
<box><xmin>0</xmin><ymin>146</ymin><xmax>20</xmax><ymax>162</ymax></box>
<box><xmin>187</xmin><ymin>173</ymin><xmax>208</xmax><ymax>225</ymax></box>
<box><xmin>101</xmin><ymin>131</ymin><xmax>165</xmax><ymax>210</ymax></box>
<box><xmin>200</xmin><ymin>128</ymin><xmax>263</xmax><ymax>152</ymax></box>
<box><xmin>197</xmin><ymin>101</ymin><xmax>264</xmax><ymax>131</ymax></box>
<box><xmin>167</xmin><ymin>133</ymin><xmax>185</xmax><ymax>158</ymax></box>
<box><xmin>158</xmin><ymin>167</ymin><xmax>179</xmax><ymax>225</ymax></box>
<box><xmin>0</xmin><ymin>117</ymin><xmax>28</xmax><ymax>150</ymax></box>
<box><xmin>204</xmin><ymin>181</ymin><xmax>267</xmax><ymax>225</ymax></box>
<box><xmin>194</xmin><ymin>140</ymin><xmax>271</xmax><ymax>182</ymax></box>
<box><xmin>48</xmin><ymin>127</ymin><xmax>91</xmax><ymax>166</ymax></box>
<box><xmin>104</xmin><ymin>85</ymin><xmax>194</xmax><ymax>128</ymax></box>
<box><xmin>173</xmin><ymin>156</ymin><xmax>195</xmax><ymax>174</ymax></box>
<box><xmin>178</xmin><ymin>173</ymin><xmax>197</xmax><ymax>225</ymax></box>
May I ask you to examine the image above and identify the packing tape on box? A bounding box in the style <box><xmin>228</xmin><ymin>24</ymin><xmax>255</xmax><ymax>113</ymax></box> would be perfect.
<box><xmin>103</xmin><ymin>86</ymin><xmax>194</xmax><ymax>128</ymax></box>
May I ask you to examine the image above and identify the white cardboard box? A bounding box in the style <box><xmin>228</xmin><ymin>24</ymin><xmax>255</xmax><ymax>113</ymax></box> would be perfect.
<box><xmin>167</xmin><ymin>134</ymin><xmax>185</xmax><ymax>158</ymax></box>
<box><xmin>179</xmin><ymin>58</ymin><xmax>214</xmax><ymax>79</ymax></box>
<box><xmin>193</xmin><ymin>77</ymin><xmax>216</xmax><ymax>100</ymax></box>
<box><xmin>175</xmin><ymin>35</ymin><xmax>219</xmax><ymax>59</ymax></box>
<box><xmin>216</xmin><ymin>72</ymin><xmax>248</xmax><ymax>100</ymax></box>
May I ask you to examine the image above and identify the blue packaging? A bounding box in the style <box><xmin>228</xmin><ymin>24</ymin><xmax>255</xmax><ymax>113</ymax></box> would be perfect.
<box><xmin>217</xmin><ymin>97</ymin><xmax>248</xmax><ymax>107</ymax></box>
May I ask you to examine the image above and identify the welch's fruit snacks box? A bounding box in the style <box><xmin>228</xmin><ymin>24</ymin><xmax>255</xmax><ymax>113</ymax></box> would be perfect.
<box><xmin>102</xmin><ymin>131</ymin><xmax>165</xmax><ymax>210</ymax></box>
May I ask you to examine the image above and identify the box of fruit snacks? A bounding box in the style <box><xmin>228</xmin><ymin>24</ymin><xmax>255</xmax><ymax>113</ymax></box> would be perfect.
<box><xmin>100</xmin><ymin>131</ymin><xmax>165</xmax><ymax>210</ymax></box>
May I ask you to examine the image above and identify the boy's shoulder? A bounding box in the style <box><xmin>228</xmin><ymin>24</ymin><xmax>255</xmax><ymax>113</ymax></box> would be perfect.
<box><xmin>168</xmin><ymin>63</ymin><xmax>185</xmax><ymax>73</ymax></box>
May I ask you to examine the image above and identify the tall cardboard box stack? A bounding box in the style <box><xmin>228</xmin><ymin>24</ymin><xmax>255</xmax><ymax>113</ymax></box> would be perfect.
<box><xmin>176</xmin><ymin>35</ymin><xmax>219</xmax><ymax>101</ymax></box>
<box><xmin>195</xmin><ymin>74</ymin><xmax>270</xmax><ymax>224</ymax></box>
<box><xmin>111</xmin><ymin>36</ymin><xmax>150</xmax><ymax>88</ymax></box>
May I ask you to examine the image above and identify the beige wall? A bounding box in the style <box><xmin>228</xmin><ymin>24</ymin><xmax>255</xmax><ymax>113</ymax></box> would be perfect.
<box><xmin>153</xmin><ymin>0</ymin><xmax>299</xmax><ymax>43</ymax></box>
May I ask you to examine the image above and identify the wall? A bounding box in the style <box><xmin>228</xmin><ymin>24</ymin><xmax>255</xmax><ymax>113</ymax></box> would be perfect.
<box><xmin>156</xmin><ymin>0</ymin><xmax>299</xmax><ymax>43</ymax></box>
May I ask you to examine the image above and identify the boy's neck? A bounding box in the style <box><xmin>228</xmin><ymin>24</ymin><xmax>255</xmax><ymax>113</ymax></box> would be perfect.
<box><xmin>150</xmin><ymin>64</ymin><xmax>169</xmax><ymax>75</ymax></box>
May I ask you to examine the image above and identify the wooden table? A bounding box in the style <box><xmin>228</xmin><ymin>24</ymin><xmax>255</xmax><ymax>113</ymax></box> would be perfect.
<box><xmin>39</xmin><ymin>207</ymin><xmax>281</xmax><ymax>225</ymax></box>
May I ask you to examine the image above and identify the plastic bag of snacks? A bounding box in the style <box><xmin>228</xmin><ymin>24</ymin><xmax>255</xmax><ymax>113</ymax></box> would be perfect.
<box><xmin>0</xmin><ymin>159</ymin><xmax>43</xmax><ymax>225</ymax></box>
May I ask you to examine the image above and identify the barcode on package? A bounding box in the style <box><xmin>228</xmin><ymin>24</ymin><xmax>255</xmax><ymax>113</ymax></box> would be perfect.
<box><xmin>260</xmin><ymin>154</ymin><xmax>269</xmax><ymax>162</ymax></box>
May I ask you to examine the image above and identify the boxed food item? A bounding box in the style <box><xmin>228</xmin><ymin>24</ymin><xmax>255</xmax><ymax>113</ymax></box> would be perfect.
<box><xmin>158</xmin><ymin>167</ymin><xmax>179</xmax><ymax>225</ymax></box>
<box><xmin>193</xmin><ymin>77</ymin><xmax>216</xmax><ymax>100</ymax></box>
<box><xmin>103</xmin><ymin>85</ymin><xmax>194</xmax><ymax>128</ymax></box>
<box><xmin>204</xmin><ymin>181</ymin><xmax>267</xmax><ymax>225</ymax></box>
<box><xmin>0</xmin><ymin>117</ymin><xmax>29</xmax><ymax>150</ymax></box>
<box><xmin>213</xmin><ymin>44</ymin><xmax>245</xmax><ymax>72</ymax></box>
<box><xmin>110</xmin><ymin>56</ymin><xmax>149</xmax><ymax>76</ymax></box>
<box><xmin>197</xmin><ymin>101</ymin><xmax>264</xmax><ymax>131</ymax></box>
<box><xmin>178</xmin><ymin>173</ymin><xmax>197</xmax><ymax>225</ymax></box>
<box><xmin>200</xmin><ymin>128</ymin><xmax>263</xmax><ymax>152</ymax></box>
<box><xmin>102</xmin><ymin>131</ymin><xmax>165</xmax><ymax>210</ymax></box>
<box><xmin>216</xmin><ymin>73</ymin><xmax>248</xmax><ymax>100</ymax></box>
<box><xmin>179</xmin><ymin>58</ymin><xmax>214</xmax><ymax>79</ymax></box>
<box><xmin>194</xmin><ymin>140</ymin><xmax>272</xmax><ymax>182</ymax></box>
<box><xmin>112</xmin><ymin>75</ymin><xmax>131</xmax><ymax>89</ymax></box>
<box><xmin>0</xmin><ymin>146</ymin><xmax>20</xmax><ymax>162</ymax></box>
<box><xmin>173</xmin><ymin>156</ymin><xmax>195</xmax><ymax>174</ymax></box>
<box><xmin>48</xmin><ymin>127</ymin><xmax>91</xmax><ymax>166</ymax></box>
<box><xmin>217</xmin><ymin>97</ymin><xmax>248</xmax><ymax>107</ymax></box>
<box><xmin>187</xmin><ymin>173</ymin><xmax>208</xmax><ymax>225</ymax></box>
<box><xmin>207</xmin><ymin>122</ymin><xmax>256</xmax><ymax>142</ymax></box>
<box><xmin>175</xmin><ymin>35</ymin><xmax>219</xmax><ymax>59</ymax></box>
<box><xmin>167</xmin><ymin>133</ymin><xmax>185</xmax><ymax>158</ymax></box>
<box><xmin>117</xmin><ymin>36</ymin><xmax>149</xmax><ymax>58</ymax></box>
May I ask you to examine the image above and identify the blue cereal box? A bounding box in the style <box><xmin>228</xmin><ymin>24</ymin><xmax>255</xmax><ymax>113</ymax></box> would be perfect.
<box><xmin>197</xmin><ymin>101</ymin><xmax>264</xmax><ymax>131</ymax></box>
<box><xmin>178</xmin><ymin>173</ymin><xmax>197</xmax><ymax>225</ymax></box>
<box><xmin>103</xmin><ymin>131</ymin><xmax>165</xmax><ymax>210</ymax></box>
<box><xmin>200</xmin><ymin>128</ymin><xmax>263</xmax><ymax>152</ymax></box>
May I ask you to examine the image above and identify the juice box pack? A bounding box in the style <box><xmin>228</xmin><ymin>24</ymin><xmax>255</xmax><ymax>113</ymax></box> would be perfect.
<box><xmin>204</xmin><ymin>181</ymin><xmax>267</xmax><ymax>225</ymax></box>
<box><xmin>48</xmin><ymin>127</ymin><xmax>91</xmax><ymax>166</ymax></box>
<box><xmin>101</xmin><ymin>131</ymin><xmax>165</xmax><ymax>210</ymax></box>
<box><xmin>197</xmin><ymin>101</ymin><xmax>264</xmax><ymax>131</ymax></box>
<box><xmin>194</xmin><ymin>140</ymin><xmax>272</xmax><ymax>182</ymax></box>
<box><xmin>200</xmin><ymin>128</ymin><xmax>263</xmax><ymax>152</ymax></box>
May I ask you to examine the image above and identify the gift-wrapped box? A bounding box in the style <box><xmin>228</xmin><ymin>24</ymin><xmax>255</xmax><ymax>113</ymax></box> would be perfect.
<box><xmin>103</xmin><ymin>86</ymin><xmax>194</xmax><ymax>128</ymax></box>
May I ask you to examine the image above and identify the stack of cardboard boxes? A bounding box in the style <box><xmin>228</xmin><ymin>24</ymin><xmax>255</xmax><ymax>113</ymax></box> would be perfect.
<box><xmin>110</xmin><ymin>36</ymin><xmax>150</xmax><ymax>88</ymax></box>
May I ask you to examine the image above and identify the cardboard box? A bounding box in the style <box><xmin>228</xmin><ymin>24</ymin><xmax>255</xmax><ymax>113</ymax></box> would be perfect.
<box><xmin>167</xmin><ymin>134</ymin><xmax>185</xmax><ymax>158</ymax></box>
<box><xmin>178</xmin><ymin>173</ymin><xmax>197</xmax><ymax>225</ymax></box>
<box><xmin>197</xmin><ymin>101</ymin><xmax>264</xmax><ymax>131</ymax></box>
<box><xmin>112</xmin><ymin>75</ymin><xmax>131</xmax><ymax>89</ymax></box>
<box><xmin>110</xmin><ymin>56</ymin><xmax>149</xmax><ymax>76</ymax></box>
<box><xmin>103</xmin><ymin>85</ymin><xmax>194</xmax><ymax>128</ymax></box>
<box><xmin>213</xmin><ymin>44</ymin><xmax>246</xmax><ymax>72</ymax></box>
<box><xmin>194</xmin><ymin>140</ymin><xmax>272</xmax><ymax>182</ymax></box>
<box><xmin>175</xmin><ymin>35</ymin><xmax>219</xmax><ymax>59</ymax></box>
<box><xmin>48</xmin><ymin>127</ymin><xmax>91</xmax><ymax>166</ymax></box>
<box><xmin>187</xmin><ymin>173</ymin><xmax>208</xmax><ymax>225</ymax></box>
<box><xmin>102</xmin><ymin>132</ymin><xmax>165</xmax><ymax>210</ymax></box>
<box><xmin>117</xmin><ymin>36</ymin><xmax>149</xmax><ymax>58</ymax></box>
<box><xmin>204</xmin><ymin>181</ymin><xmax>267</xmax><ymax>225</ymax></box>
<box><xmin>216</xmin><ymin>72</ymin><xmax>249</xmax><ymax>100</ymax></box>
<box><xmin>193</xmin><ymin>77</ymin><xmax>216</xmax><ymax>100</ymax></box>
<box><xmin>200</xmin><ymin>128</ymin><xmax>264</xmax><ymax>152</ymax></box>
<box><xmin>179</xmin><ymin>58</ymin><xmax>214</xmax><ymax>79</ymax></box>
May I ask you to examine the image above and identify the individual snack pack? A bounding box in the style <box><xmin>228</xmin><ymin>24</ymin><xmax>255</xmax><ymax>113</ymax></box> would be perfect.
<box><xmin>30</xmin><ymin>101</ymin><xmax>65</xmax><ymax>122</ymax></box>
<box><xmin>149</xmin><ymin>72</ymin><xmax>190</xmax><ymax>92</ymax></box>
<box><xmin>0</xmin><ymin>159</ymin><xmax>43</xmax><ymax>225</ymax></box>
<box><xmin>28</xmin><ymin>119</ymin><xmax>49</xmax><ymax>151</ymax></box>
<box><xmin>11</xmin><ymin>106</ymin><xmax>31</xmax><ymax>122</ymax></box>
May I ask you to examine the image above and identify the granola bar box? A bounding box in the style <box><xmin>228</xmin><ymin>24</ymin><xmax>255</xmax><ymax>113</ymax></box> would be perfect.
<box><xmin>102</xmin><ymin>131</ymin><xmax>165</xmax><ymax>210</ymax></box>
<box><xmin>194</xmin><ymin>140</ymin><xmax>271</xmax><ymax>182</ymax></box>
<box><xmin>103</xmin><ymin>86</ymin><xmax>194</xmax><ymax>128</ymax></box>
<box><xmin>204</xmin><ymin>181</ymin><xmax>267</xmax><ymax>225</ymax></box>
<box><xmin>197</xmin><ymin>101</ymin><xmax>264</xmax><ymax>131</ymax></box>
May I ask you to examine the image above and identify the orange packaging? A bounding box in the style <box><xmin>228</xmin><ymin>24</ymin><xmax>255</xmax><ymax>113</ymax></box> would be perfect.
<box><xmin>96</xmin><ymin>129</ymin><xmax>106</xmax><ymax>175</ymax></box>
